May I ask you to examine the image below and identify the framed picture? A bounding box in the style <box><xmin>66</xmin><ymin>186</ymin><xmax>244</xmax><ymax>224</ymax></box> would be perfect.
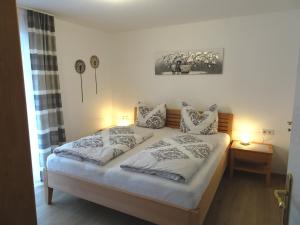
<box><xmin>155</xmin><ymin>48</ymin><xmax>224</xmax><ymax>75</ymax></box>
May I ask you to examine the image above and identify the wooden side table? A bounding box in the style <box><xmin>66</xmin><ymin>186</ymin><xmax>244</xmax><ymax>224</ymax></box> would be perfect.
<box><xmin>230</xmin><ymin>140</ymin><xmax>273</xmax><ymax>185</ymax></box>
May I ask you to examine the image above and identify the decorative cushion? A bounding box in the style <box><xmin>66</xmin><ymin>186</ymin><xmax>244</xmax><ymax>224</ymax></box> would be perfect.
<box><xmin>136</xmin><ymin>102</ymin><xmax>166</xmax><ymax>129</ymax></box>
<box><xmin>180</xmin><ymin>102</ymin><xmax>218</xmax><ymax>135</ymax></box>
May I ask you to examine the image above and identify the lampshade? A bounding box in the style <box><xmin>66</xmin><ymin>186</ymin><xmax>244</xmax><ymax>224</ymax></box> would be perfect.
<box><xmin>240</xmin><ymin>132</ymin><xmax>250</xmax><ymax>145</ymax></box>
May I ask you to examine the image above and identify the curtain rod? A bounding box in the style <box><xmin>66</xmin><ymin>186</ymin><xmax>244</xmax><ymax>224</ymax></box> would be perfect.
<box><xmin>17</xmin><ymin>5</ymin><xmax>55</xmax><ymax>17</ymax></box>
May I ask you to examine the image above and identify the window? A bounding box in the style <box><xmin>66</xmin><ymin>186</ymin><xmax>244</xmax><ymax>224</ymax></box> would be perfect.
<box><xmin>18</xmin><ymin>8</ymin><xmax>41</xmax><ymax>185</ymax></box>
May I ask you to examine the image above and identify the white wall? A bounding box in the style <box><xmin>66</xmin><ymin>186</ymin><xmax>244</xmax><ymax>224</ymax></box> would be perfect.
<box><xmin>55</xmin><ymin>19</ymin><xmax>113</xmax><ymax>141</ymax></box>
<box><xmin>111</xmin><ymin>11</ymin><xmax>300</xmax><ymax>173</ymax></box>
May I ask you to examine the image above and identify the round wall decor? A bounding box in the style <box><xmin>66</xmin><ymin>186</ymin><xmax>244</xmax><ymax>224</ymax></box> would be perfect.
<box><xmin>90</xmin><ymin>55</ymin><xmax>100</xmax><ymax>94</ymax></box>
<box><xmin>75</xmin><ymin>59</ymin><xmax>86</xmax><ymax>74</ymax></box>
<box><xmin>90</xmin><ymin>55</ymin><xmax>99</xmax><ymax>69</ymax></box>
<box><xmin>75</xmin><ymin>59</ymin><xmax>86</xmax><ymax>102</ymax></box>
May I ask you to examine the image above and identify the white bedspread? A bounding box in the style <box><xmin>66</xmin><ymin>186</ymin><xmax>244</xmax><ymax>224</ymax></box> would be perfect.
<box><xmin>47</xmin><ymin>127</ymin><xmax>230</xmax><ymax>209</ymax></box>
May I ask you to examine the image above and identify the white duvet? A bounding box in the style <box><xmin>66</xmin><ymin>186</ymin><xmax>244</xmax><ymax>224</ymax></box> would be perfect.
<box><xmin>121</xmin><ymin>134</ymin><xmax>214</xmax><ymax>183</ymax></box>
<box><xmin>53</xmin><ymin>126</ymin><xmax>153</xmax><ymax>166</ymax></box>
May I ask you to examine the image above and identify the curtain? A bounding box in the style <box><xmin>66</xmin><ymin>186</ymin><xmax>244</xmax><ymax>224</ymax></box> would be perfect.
<box><xmin>27</xmin><ymin>10</ymin><xmax>66</xmax><ymax>175</ymax></box>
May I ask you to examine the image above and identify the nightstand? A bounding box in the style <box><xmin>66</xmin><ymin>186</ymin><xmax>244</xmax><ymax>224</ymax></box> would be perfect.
<box><xmin>229</xmin><ymin>140</ymin><xmax>273</xmax><ymax>185</ymax></box>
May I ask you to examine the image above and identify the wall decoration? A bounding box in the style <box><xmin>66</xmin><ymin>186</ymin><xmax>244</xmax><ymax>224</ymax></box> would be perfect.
<box><xmin>90</xmin><ymin>55</ymin><xmax>100</xmax><ymax>94</ymax></box>
<box><xmin>155</xmin><ymin>48</ymin><xmax>224</xmax><ymax>75</ymax></box>
<box><xmin>75</xmin><ymin>59</ymin><xmax>86</xmax><ymax>102</ymax></box>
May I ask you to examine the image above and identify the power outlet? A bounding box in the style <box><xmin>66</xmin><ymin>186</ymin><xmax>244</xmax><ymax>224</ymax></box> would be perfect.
<box><xmin>262</xmin><ymin>129</ymin><xmax>275</xmax><ymax>135</ymax></box>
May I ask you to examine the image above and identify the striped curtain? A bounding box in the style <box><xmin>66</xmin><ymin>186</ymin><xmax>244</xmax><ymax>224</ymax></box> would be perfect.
<box><xmin>27</xmin><ymin>10</ymin><xmax>66</xmax><ymax>175</ymax></box>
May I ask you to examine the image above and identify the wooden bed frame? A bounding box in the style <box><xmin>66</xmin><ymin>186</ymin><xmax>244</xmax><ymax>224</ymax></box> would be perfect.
<box><xmin>44</xmin><ymin>108</ymin><xmax>233</xmax><ymax>225</ymax></box>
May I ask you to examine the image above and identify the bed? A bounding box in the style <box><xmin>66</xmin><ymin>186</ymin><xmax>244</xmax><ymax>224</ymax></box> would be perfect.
<box><xmin>44</xmin><ymin>108</ymin><xmax>233</xmax><ymax>225</ymax></box>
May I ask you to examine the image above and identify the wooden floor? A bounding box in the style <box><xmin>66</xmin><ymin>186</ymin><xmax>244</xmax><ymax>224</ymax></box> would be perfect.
<box><xmin>35</xmin><ymin>172</ymin><xmax>285</xmax><ymax>225</ymax></box>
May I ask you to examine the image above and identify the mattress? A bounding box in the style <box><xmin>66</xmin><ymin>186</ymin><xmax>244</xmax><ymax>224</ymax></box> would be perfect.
<box><xmin>47</xmin><ymin>127</ymin><xmax>230</xmax><ymax>209</ymax></box>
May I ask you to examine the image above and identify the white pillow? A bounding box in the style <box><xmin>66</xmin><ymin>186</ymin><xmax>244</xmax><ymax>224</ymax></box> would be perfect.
<box><xmin>136</xmin><ymin>102</ymin><xmax>166</xmax><ymax>129</ymax></box>
<box><xmin>180</xmin><ymin>102</ymin><xmax>218</xmax><ymax>135</ymax></box>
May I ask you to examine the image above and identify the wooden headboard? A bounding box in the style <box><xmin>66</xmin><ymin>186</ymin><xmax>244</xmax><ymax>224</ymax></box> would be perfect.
<box><xmin>134</xmin><ymin>107</ymin><xmax>233</xmax><ymax>138</ymax></box>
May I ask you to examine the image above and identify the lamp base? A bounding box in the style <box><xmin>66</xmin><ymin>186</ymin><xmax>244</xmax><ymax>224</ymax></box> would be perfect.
<box><xmin>240</xmin><ymin>142</ymin><xmax>250</xmax><ymax>146</ymax></box>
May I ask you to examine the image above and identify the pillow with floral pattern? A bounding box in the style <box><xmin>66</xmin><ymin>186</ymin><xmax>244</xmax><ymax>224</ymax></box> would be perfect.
<box><xmin>136</xmin><ymin>102</ymin><xmax>166</xmax><ymax>129</ymax></box>
<box><xmin>180</xmin><ymin>102</ymin><xmax>218</xmax><ymax>135</ymax></box>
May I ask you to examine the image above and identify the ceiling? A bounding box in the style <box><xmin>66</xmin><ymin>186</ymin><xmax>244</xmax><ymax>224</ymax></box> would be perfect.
<box><xmin>17</xmin><ymin>0</ymin><xmax>300</xmax><ymax>33</ymax></box>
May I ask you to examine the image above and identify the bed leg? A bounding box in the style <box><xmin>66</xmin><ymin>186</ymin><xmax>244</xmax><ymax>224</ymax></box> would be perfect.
<box><xmin>45</xmin><ymin>187</ymin><xmax>53</xmax><ymax>205</ymax></box>
<box><xmin>43</xmin><ymin>168</ymin><xmax>53</xmax><ymax>205</ymax></box>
